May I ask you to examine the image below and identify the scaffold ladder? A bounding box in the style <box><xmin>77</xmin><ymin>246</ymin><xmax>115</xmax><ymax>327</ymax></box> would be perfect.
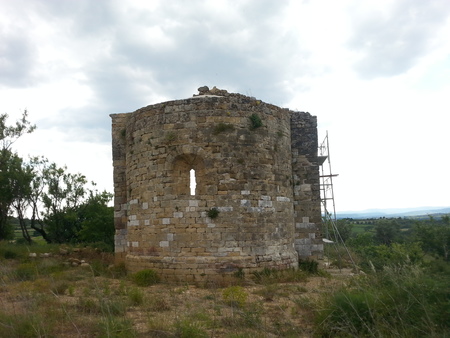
<box><xmin>319</xmin><ymin>132</ymin><xmax>357</xmax><ymax>270</ymax></box>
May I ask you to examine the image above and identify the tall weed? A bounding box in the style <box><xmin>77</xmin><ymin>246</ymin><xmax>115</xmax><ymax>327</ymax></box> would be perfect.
<box><xmin>315</xmin><ymin>264</ymin><xmax>450</xmax><ymax>337</ymax></box>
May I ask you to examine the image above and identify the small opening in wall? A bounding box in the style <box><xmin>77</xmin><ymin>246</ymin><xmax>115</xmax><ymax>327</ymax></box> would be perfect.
<box><xmin>190</xmin><ymin>169</ymin><xmax>196</xmax><ymax>195</ymax></box>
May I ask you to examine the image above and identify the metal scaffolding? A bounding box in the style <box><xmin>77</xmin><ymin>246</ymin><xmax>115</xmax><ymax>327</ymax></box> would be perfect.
<box><xmin>319</xmin><ymin>131</ymin><xmax>338</xmax><ymax>240</ymax></box>
<box><xmin>319</xmin><ymin>132</ymin><xmax>357</xmax><ymax>269</ymax></box>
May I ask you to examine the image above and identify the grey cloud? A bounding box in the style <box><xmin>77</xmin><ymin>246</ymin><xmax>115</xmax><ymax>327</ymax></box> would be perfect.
<box><xmin>101</xmin><ymin>1</ymin><xmax>304</xmax><ymax>105</ymax></box>
<box><xmin>348</xmin><ymin>0</ymin><xmax>450</xmax><ymax>79</ymax></box>
<box><xmin>0</xmin><ymin>28</ymin><xmax>37</xmax><ymax>87</ymax></box>
<box><xmin>29</xmin><ymin>1</ymin><xmax>312</xmax><ymax>140</ymax></box>
<box><xmin>32</xmin><ymin>0</ymin><xmax>117</xmax><ymax>37</ymax></box>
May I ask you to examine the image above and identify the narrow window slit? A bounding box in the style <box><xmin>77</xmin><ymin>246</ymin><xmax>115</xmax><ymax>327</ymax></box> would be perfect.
<box><xmin>190</xmin><ymin>169</ymin><xmax>196</xmax><ymax>195</ymax></box>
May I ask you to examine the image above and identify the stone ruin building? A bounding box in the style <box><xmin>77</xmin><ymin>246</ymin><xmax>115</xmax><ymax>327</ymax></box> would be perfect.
<box><xmin>111</xmin><ymin>86</ymin><xmax>323</xmax><ymax>283</ymax></box>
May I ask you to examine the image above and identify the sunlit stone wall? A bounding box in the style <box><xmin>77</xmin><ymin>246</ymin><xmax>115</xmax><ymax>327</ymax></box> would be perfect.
<box><xmin>111</xmin><ymin>88</ymin><xmax>322</xmax><ymax>283</ymax></box>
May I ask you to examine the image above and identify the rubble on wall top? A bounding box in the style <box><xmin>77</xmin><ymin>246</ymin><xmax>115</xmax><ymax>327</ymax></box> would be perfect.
<box><xmin>194</xmin><ymin>85</ymin><xmax>229</xmax><ymax>97</ymax></box>
<box><xmin>192</xmin><ymin>85</ymin><xmax>260</xmax><ymax>102</ymax></box>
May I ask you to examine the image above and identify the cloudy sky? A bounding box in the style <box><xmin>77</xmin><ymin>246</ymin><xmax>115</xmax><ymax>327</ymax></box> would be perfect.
<box><xmin>1</xmin><ymin>0</ymin><xmax>449</xmax><ymax>212</ymax></box>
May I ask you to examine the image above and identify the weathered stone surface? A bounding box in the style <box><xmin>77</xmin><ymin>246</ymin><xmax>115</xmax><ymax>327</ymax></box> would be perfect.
<box><xmin>110</xmin><ymin>88</ymin><xmax>322</xmax><ymax>283</ymax></box>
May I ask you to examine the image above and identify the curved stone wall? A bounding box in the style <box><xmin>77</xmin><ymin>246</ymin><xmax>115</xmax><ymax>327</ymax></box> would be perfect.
<box><xmin>111</xmin><ymin>89</ymin><xmax>322</xmax><ymax>283</ymax></box>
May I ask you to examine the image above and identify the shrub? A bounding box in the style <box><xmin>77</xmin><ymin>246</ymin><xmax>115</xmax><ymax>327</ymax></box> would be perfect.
<box><xmin>4</xmin><ymin>250</ymin><xmax>18</xmax><ymax>259</ymax></box>
<box><xmin>249</xmin><ymin>113</ymin><xmax>263</xmax><ymax>130</ymax></box>
<box><xmin>207</xmin><ymin>208</ymin><xmax>220</xmax><ymax>219</ymax></box>
<box><xmin>213</xmin><ymin>122</ymin><xmax>234</xmax><ymax>135</ymax></box>
<box><xmin>97</xmin><ymin>317</ymin><xmax>137</xmax><ymax>337</ymax></box>
<box><xmin>15</xmin><ymin>263</ymin><xmax>37</xmax><ymax>281</ymax></box>
<box><xmin>298</xmin><ymin>259</ymin><xmax>319</xmax><ymax>274</ymax></box>
<box><xmin>147</xmin><ymin>296</ymin><xmax>171</xmax><ymax>312</ymax></box>
<box><xmin>252</xmin><ymin>267</ymin><xmax>308</xmax><ymax>284</ymax></box>
<box><xmin>131</xmin><ymin>269</ymin><xmax>160</xmax><ymax>286</ymax></box>
<box><xmin>254</xmin><ymin>283</ymin><xmax>278</xmax><ymax>301</ymax></box>
<box><xmin>315</xmin><ymin>264</ymin><xmax>450</xmax><ymax>337</ymax></box>
<box><xmin>108</xmin><ymin>262</ymin><xmax>128</xmax><ymax>278</ymax></box>
<box><xmin>175</xmin><ymin>319</ymin><xmax>208</xmax><ymax>338</ymax></box>
<box><xmin>127</xmin><ymin>287</ymin><xmax>144</xmax><ymax>306</ymax></box>
<box><xmin>222</xmin><ymin>286</ymin><xmax>248</xmax><ymax>308</ymax></box>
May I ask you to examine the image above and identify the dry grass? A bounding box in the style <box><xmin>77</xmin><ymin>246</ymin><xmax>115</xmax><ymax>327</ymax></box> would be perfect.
<box><xmin>0</xmin><ymin>247</ymin><xmax>350</xmax><ymax>337</ymax></box>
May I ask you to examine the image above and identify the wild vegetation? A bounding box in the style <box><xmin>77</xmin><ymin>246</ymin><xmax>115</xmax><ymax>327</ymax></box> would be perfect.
<box><xmin>1</xmin><ymin>112</ymin><xmax>449</xmax><ymax>336</ymax></box>
<box><xmin>0</xmin><ymin>112</ymin><xmax>113</xmax><ymax>250</ymax></box>
<box><xmin>1</xmin><ymin>224</ymin><xmax>449</xmax><ymax>338</ymax></box>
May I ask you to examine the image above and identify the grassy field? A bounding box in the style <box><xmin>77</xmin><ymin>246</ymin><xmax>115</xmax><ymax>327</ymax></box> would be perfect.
<box><xmin>0</xmin><ymin>243</ymin><xmax>349</xmax><ymax>337</ymax></box>
<box><xmin>1</xmin><ymin>242</ymin><xmax>449</xmax><ymax>337</ymax></box>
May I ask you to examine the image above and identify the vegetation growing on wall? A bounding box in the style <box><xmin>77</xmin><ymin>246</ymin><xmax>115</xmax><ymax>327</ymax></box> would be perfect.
<box><xmin>207</xmin><ymin>207</ymin><xmax>220</xmax><ymax>219</ymax></box>
<box><xmin>213</xmin><ymin>122</ymin><xmax>234</xmax><ymax>135</ymax></box>
<box><xmin>249</xmin><ymin>113</ymin><xmax>263</xmax><ymax>130</ymax></box>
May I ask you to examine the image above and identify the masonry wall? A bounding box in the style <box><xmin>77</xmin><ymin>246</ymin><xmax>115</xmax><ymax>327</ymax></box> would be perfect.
<box><xmin>291</xmin><ymin>114</ymin><xmax>323</xmax><ymax>258</ymax></box>
<box><xmin>111</xmin><ymin>91</ymin><xmax>322</xmax><ymax>283</ymax></box>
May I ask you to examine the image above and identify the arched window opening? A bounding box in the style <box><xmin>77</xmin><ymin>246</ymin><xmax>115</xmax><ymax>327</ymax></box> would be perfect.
<box><xmin>190</xmin><ymin>169</ymin><xmax>196</xmax><ymax>195</ymax></box>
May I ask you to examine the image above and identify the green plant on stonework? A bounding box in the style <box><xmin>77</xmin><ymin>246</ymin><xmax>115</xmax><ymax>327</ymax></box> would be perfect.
<box><xmin>249</xmin><ymin>113</ymin><xmax>263</xmax><ymax>130</ymax></box>
<box><xmin>213</xmin><ymin>122</ymin><xmax>234</xmax><ymax>135</ymax></box>
<box><xmin>165</xmin><ymin>131</ymin><xmax>177</xmax><ymax>143</ymax></box>
<box><xmin>131</xmin><ymin>269</ymin><xmax>160</xmax><ymax>286</ymax></box>
<box><xmin>222</xmin><ymin>286</ymin><xmax>248</xmax><ymax>308</ymax></box>
<box><xmin>207</xmin><ymin>207</ymin><xmax>220</xmax><ymax>219</ymax></box>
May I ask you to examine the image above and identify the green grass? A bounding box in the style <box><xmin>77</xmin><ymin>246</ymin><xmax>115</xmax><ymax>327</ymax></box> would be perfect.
<box><xmin>315</xmin><ymin>264</ymin><xmax>450</xmax><ymax>337</ymax></box>
<box><xmin>2</xmin><ymin>241</ymin><xmax>448</xmax><ymax>337</ymax></box>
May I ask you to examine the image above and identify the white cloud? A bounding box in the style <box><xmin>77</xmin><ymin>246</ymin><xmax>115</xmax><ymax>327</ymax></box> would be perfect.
<box><xmin>1</xmin><ymin>0</ymin><xmax>449</xmax><ymax>211</ymax></box>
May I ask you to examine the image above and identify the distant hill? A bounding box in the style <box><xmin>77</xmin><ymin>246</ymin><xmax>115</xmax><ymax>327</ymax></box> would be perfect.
<box><xmin>337</xmin><ymin>206</ymin><xmax>450</xmax><ymax>219</ymax></box>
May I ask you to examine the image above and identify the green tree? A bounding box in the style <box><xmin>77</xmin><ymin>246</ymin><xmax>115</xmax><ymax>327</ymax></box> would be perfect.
<box><xmin>10</xmin><ymin>159</ymin><xmax>34</xmax><ymax>243</ymax></box>
<box><xmin>78</xmin><ymin>190</ymin><xmax>114</xmax><ymax>251</ymax></box>
<box><xmin>414</xmin><ymin>220</ymin><xmax>450</xmax><ymax>261</ymax></box>
<box><xmin>41</xmin><ymin>163</ymin><xmax>88</xmax><ymax>243</ymax></box>
<box><xmin>26</xmin><ymin>156</ymin><xmax>52</xmax><ymax>242</ymax></box>
<box><xmin>374</xmin><ymin>219</ymin><xmax>401</xmax><ymax>246</ymax></box>
<box><xmin>323</xmin><ymin>218</ymin><xmax>354</xmax><ymax>243</ymax></box>
<box><xmin>336</xmin><ymin>219</ymin><xmax>354</xmax><ymax>242</ymax></box>
<box><xmin>0</xmin><ymin>111</ymin><xmax>35</xmax><ymax>240</ymax></box>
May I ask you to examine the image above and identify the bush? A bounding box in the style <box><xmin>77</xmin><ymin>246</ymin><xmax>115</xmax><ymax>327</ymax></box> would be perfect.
<box><xmin>222</xmin><ymin>286</ymin><xmax>248</xmax><ymax>308</ymax></box>
<box><xmin>175</xmin><ymin>319</ymin><xmax>208</xmax><ymax>338</ymax></box>
<box><xmin>15</xmin><ymin>263</ymin><xmax>37</xmax><ymax>281</ymax></box>
<box><xmin>127</xmin><ymin>287</ymin><xmax>144</xmax><ymax>306</ymax></box>
<box><xmin>4</xmin><ymin>250</ymin><xmax>18</xmax><ymax>259</ymax></box>
<box><xmin>249</xmin><ymin>113</ymin><xmax>263</xmax><ymax>130</ymax></box>
<box><xmin>315</xmin><ymin>264</ymin><xmax>450</xmax><ymax>337</ymax></box>
<box><xmin>131</xmin><ymin>269</ymin><xmax>160</xmax><ymax>286</ymax></box>
<box><xmin>213</xmin><ymin>122</ymin><xmax>234</xmax><ymax>135</ymax></box>
<box><xmin>207</xmin><ymin>208</ymin><xmax>220</xmax><ymax>219</ymax></box>
<box><xmin>252</xmin><ymin>267</ymin><xmax>308</xmax><ymax>284</ymax></box>
<box><xmin>355</xmin><ymin>242</ymin><xmax>424</xmax><ymax>272</ymax></box>
<box><xmin>298</xmin><ymin>259</ymin><xmax>319</xmax><ymax>274</ymax></box>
